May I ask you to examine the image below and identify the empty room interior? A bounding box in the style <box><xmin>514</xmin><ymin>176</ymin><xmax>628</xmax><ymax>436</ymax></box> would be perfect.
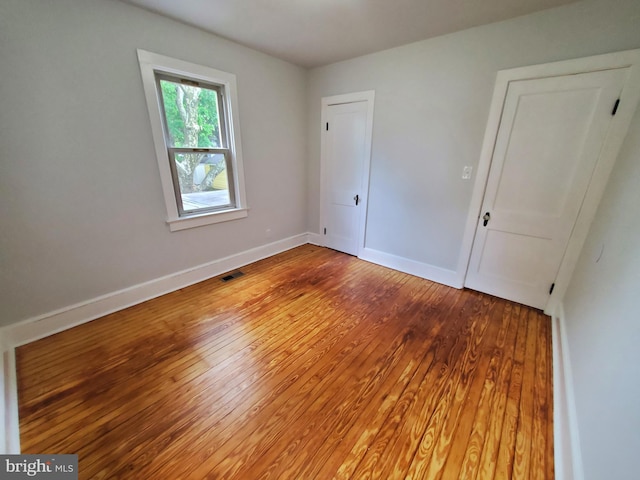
<box><xmin>1</xmin><ymin>0</ymin><xmax>639</xmax><ymax>479</ymax></box>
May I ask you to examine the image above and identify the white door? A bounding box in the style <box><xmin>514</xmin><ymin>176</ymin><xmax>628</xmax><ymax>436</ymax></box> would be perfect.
<box><xmin>322</xmin><ymin>100</ymin><xmax>370</xmax><ymax>255</ymax></box>
<box><xmin>465</xmin><ymin>68</ymin><xmax>626</xmax><ymax>309</ymax></box>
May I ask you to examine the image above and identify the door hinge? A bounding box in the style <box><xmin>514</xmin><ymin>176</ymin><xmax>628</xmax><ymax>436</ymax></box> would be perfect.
<box><xmin>326</xmin><ymin>122</ymin><xmax>329</xmax><ymax>131</ymax></box>
<box><xmin>612</xmin><ymin>99</ymin><xmax>620</xmax><ymax>116</ymax></box>
<box><xmin>549</xmin><ymin>283</ymin><xmax>555</xmax><ymax>295</ymax></box>
<box><xmin>324</xmin><ymin>227</ymin><xmax>327</xmax><ymax>235</ymax></box>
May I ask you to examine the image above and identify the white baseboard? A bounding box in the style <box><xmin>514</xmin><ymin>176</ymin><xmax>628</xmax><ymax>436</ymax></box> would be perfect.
<box><xmin>1</xmin><ymin>237</ymin><xmax>461</xmax><ymax>349</ymax></box>
<box><xmin>2</xmin><ymin>233</ymin><xmax>310</xmax><ymax>349</ymax></box>
<box><xmin>307</xmin><ymin>233</ymin><xmax>324</xmax><ymax>247</ymax></box>
<box><xmin>552</xmin><ymin>303</ymin><xmax>584</xmax><ymax>480</ymax></box>
<box><xmin>358</xmin><ymin>247</ymin><xmax>462</xmax><ymax>288</ymax></box>
<box><xmin>307</xmin><ymin>232</ymin><xmax>322</xmax><ymax>246</ymax></box>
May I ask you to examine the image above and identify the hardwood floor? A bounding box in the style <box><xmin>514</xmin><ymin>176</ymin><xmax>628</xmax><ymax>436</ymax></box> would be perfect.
<box><xmin>17</xmin><ymin>245</ymin><xmax>553</xmax><ymax>479</ymax></box>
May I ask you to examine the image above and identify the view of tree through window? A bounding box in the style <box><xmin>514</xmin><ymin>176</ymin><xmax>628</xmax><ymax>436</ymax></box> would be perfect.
<box><xmin>158</xmin><ymin>77</ymin><xmax>231</xmax><ymax>212</ymax></box>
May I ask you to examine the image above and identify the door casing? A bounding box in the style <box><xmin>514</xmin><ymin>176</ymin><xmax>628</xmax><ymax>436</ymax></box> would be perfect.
<box><xmin>320</xmin><ymin>91</ymin><xmax>375</xmax><ymax>257</ymax></box>
<box><xmin>457</xmin><ymin>49</ymin><xmax>640</xmax><ymax>315</ymax></box>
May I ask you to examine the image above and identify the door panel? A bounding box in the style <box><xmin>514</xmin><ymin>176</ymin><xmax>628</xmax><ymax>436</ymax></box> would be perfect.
<box><xmin>466</xmin><ymin>68</ymin><xmax>627</xmax><ymax>308</ymax></box>
<box><xmin>324</xmin><ymin>101</ymin><xmax>368</xmax><ymax>255</ymax></box>
<box><xmin>495</xmin><ymin>90</ymin><xmax>599</xmax><ymax>216</ymax></box>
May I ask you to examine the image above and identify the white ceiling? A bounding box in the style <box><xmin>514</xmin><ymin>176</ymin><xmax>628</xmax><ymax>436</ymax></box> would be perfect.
<box><xmin>123</xmin><ymin>0</ymin><xmax>580</xmax><ymax>68</ymax></box>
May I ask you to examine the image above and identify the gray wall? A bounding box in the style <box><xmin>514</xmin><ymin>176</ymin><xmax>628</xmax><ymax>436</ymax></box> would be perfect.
<box><xmin>307</xmin><ymin>0</ymin><xmax>640</xmax><ymax>272</ymax></box>
<box><xmin>563</xmin><ymin>108</ymin><xmax>640</xmax><ymax>480</ymax></box>
<box><xmin>0</xmin><ymin>0</ymin><xmax>308</xmax><ymax>327</ymax></box>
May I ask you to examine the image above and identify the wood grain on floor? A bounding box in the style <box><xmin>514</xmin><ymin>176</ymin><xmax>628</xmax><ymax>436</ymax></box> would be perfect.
<box><xmin>17</xmin><ymin>244</ymin><xmax>553</xmax><ymax>479</ymax></box>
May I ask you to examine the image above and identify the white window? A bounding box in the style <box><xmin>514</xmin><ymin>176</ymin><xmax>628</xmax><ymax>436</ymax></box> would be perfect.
<box><xmin>138</xmin><ymin>50</ymin><xmax>247</xmax><ymax>231</ymax></box>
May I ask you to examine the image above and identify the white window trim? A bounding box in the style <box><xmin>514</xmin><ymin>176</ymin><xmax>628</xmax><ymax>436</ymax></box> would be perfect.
<box><xmin>137</xmin><ymin>49</ymin><xmax>248</xmax><ymax>231</ymax></box>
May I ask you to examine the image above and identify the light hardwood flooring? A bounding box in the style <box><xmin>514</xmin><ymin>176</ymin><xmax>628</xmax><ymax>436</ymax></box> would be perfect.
<box><xmin>17</xmin><ymin>244</ymin><xmax>553</xmax><ymax>479</ymax></box>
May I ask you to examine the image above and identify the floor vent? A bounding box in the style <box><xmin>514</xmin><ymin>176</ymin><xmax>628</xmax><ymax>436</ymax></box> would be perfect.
<box><xmin>221</xmin><ymin>271</ymin><xmax>245</xmax><ymax>282</ymax></box>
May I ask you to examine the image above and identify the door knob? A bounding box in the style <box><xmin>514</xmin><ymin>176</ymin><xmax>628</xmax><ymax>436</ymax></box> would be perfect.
<box><xmin>483</xmin><ymin>212</ymin><xmax>491</xmax><ymax>227</ymax></box>
<box><xmin>354</xmin><ymin>194</ymin><xmax>360</xmax><ymax>206</ymax></box>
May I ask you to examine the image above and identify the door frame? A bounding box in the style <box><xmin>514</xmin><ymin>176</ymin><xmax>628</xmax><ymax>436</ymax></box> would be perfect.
<box><xmin>320</xmin><ymin>90</ymin><xmax>375</xmax><ymax>257</ymax></box>
<box><xmin>456</xmin><ymin>49</ymin><xmax>640</xmax><ymax>315</ymax></box>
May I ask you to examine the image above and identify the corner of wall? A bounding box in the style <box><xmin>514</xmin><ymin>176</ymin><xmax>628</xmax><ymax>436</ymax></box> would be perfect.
<box><xmin>1</xmin><ymin>329</ymin><xmax>20</xmax><ymax>454</ymax></box>
<box><xmin>552</xmin><ymin>302</ymin><xmax>584</xmax><ymax>480</ymax></box>
<box><xmin>0</xmin><ymin>330</ymin><xmax>6</xmax><ymax>453</ymax></box>
<box><xmin>307</xmin><ymin>232</ymin><xmax>322</xmax><ymax>245</ymax></box>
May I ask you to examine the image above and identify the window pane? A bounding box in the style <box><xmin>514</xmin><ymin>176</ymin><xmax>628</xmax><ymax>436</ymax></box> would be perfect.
<box><xmin>159</xmin><ymin>79</ymin><xmax>222</xmax><ymax>148</ymax></box>
<box><xmin>173</xmin><ymin>153</ymin><xmax>231</xmax><ymax>211</ymax></box>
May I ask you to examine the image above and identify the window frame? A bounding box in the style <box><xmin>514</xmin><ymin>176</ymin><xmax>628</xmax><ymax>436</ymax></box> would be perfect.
<box><xmin>138</xmin><ymin>50</ymin><xmax>247</xmax><ymax>231</ymax></box>
<box><xmin>155</xmin><ymin>73</ymin><xmax>236</xmax><ymax>216</ymax></box>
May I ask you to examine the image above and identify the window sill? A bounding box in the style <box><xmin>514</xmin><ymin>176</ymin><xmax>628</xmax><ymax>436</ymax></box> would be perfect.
<box><xmin>167</xmin><ymin>208</ymin><xmax>248</xmax><ymax>231</ymax></box>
